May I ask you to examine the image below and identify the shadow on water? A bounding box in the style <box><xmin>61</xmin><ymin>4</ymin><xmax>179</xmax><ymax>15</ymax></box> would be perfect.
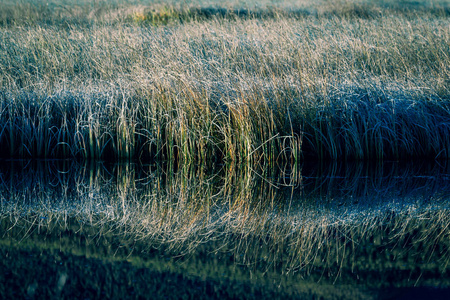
<box><xmin>0</xmin><ymin>160</ymin><xmax>449</xmax><ymax>299</ymax></box>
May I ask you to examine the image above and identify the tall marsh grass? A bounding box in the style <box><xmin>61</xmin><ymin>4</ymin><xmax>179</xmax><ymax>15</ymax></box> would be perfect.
<box><xmin>0</xmin><ymin>0</ymin><xmax>449</xmax><ymax>162</ymax></box>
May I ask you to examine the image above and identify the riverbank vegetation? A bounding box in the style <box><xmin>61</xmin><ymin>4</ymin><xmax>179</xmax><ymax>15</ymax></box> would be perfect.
<box><xmin>0</xmin><ymin>0</ymin><xmax>449</xmax><ymax>163</ymax></box>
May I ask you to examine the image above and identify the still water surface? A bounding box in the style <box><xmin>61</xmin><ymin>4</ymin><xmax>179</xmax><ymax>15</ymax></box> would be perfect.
<box><xmin>0</xmin><ymin>160</ymin><xmax>449</xmax><ymax>299</ymax></box>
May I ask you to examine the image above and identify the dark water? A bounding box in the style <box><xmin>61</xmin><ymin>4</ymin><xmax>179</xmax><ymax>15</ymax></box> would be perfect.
<box><xmin>0</xmin><ymin>160</ymin><xmax>449</xmax><ymax>299</ymax></box>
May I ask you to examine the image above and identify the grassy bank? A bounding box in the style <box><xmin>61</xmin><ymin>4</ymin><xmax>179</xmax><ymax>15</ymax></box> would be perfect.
<box><xmin>0</xmin><ymin>0</ymin><xmax>449</xmax><ymax>162</ymax></box>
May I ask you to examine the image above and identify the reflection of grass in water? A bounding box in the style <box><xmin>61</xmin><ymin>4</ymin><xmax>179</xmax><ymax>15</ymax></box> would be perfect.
<box><xmin>0</xmin><ymin>221</ymin><xmax>379</xmax><ymax>300</ymax></box>
<box><xmin>1</xmin><ymin>210</ymin><xmax>449</xmax><ymax>295</ymax></box>
<box><xmin>0</xmin><ymin>1</ymin><xmax>450</xmax><ymax>161</ymax></box>
<box><xmin>0</xmin><ymin>161</ymin><xmax>449</xmax><ymax>283</ymax></box>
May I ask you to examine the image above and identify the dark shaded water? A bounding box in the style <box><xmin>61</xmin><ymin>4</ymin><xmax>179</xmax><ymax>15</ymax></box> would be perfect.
<box><xmin>0</xmin><ymin>160</ymin><xmax>449</xmax><ymax>299</ymax></box>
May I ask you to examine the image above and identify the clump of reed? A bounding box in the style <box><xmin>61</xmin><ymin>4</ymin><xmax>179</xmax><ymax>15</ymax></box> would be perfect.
<box><xmin>0</xmin><ymin>0</ymin><xmax>449</xmax><ymax>162</ymax></box>
<box><xmin>0</xmin><ymin>84</ymin><xmax>297</xmax><ymax>165</ymax></box>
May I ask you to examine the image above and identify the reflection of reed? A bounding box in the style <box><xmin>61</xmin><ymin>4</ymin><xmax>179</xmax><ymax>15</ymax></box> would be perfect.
<box><xmin>0</xmin><ymin>160</ymin><xmax>449</xmax><ymax>282</ymax></box>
